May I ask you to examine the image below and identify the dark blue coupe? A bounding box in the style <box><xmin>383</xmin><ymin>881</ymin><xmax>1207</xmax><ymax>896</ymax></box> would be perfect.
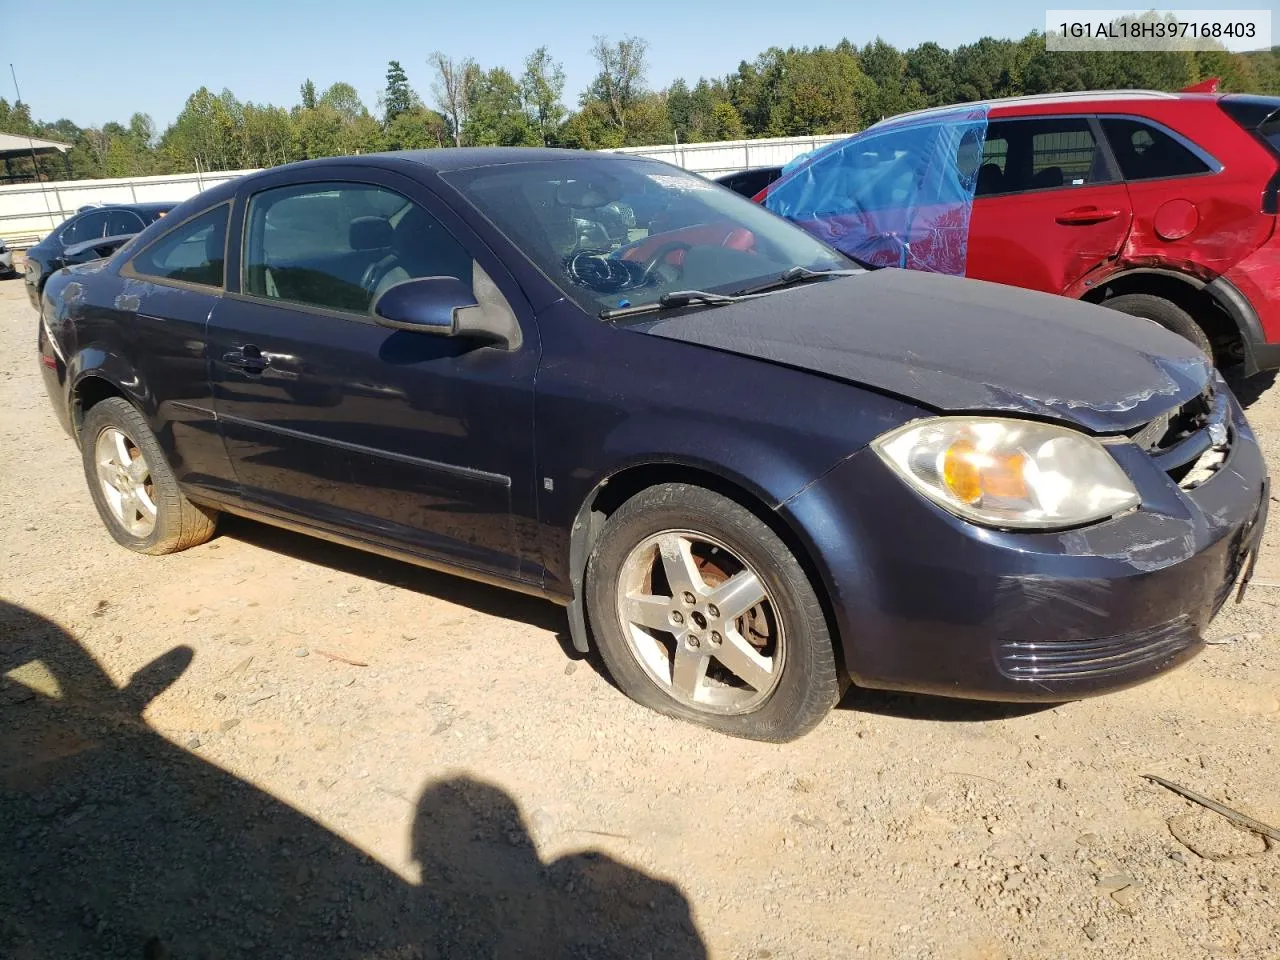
<box><xmin>37</xmin><ymin>148</ymin><xmax>1267</xmax><ymax>740</ymax></box>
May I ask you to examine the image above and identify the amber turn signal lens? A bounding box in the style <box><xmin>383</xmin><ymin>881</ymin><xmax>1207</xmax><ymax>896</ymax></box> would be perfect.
<box><xmin>942</xmin><ymin>439</ymin><xmax>1030</xmax><ymax>505</ymax></box>
<box><xmin>942</xmin><ymin>439</ymin><xmax>982</xmax><ymax>504</ymax></box>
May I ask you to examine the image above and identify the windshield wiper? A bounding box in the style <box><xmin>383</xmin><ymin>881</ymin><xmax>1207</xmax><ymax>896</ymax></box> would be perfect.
<box><xmin>598</xmin><ymin>289</ymin><xmax>748</xmax><ymax>321</ymax></box>
<box><xmin>732</xmin><ymin>265</ymin><xmax>863</xmax><ymax>297</ymax></box>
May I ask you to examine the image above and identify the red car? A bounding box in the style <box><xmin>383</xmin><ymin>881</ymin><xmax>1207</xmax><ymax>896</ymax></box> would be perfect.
<box><xmin>757</xmin><ymin>89</ymin><xmax>1280</xmax><ymax>374</ymax></box>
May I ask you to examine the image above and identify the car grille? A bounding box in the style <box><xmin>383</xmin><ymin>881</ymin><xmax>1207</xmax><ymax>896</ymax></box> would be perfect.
<box><xmin>1127</xmin><ymin>383</ymin><xmax>1230</xmax><ymax>488</ymax></box>
<box><xmin>995</xmin><ymin>615</ymin><xmax>1199</xmax><ymax>682</ymax></box>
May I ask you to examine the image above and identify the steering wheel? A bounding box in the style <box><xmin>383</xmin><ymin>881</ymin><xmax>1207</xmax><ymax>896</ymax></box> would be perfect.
<box><xmin>566</xmin><ymin>250</ymin><xmax>634</xmax><ymax>292</ymax></box>
<box><xmin>638</xmin><ymin>241</ymin><xmax>693</xmax><ymax>284</ymax></box>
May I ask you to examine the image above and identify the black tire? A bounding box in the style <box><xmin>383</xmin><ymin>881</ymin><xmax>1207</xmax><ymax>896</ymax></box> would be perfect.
<box><xmin>1103</xmin><ymin>293</ymin><xmax>1212</xmax><ymax>359</ymax></box>
<box><xmin>585</xmin><ymin>483</ymin><xmax>840</xmax><ymax>741</ymax></box>
<box><xmin>80</xmin><ymin>397</ymin><xmax>217</xmax><ymax>555</ymax></box>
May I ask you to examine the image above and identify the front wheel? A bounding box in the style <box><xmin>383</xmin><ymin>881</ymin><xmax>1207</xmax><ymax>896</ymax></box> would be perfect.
<box><xmin>80</xmin><ymin>397</ymin><xmax>218</xmax><ymax>555</ymax></box>
<box><xmin>585</xmin><ymin>483</ymin><xmax>840</xmax><ymax>741</ymax></box>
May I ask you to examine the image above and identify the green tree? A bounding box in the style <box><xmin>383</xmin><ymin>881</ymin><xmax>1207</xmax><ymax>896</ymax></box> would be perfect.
<box><xmin>292</xmin><ymin>103</ymin><xmax>343</xmax><ymax>159</ymax></box>
<box><xmin>668</xmin><ymin>78</ymin><xmax>742</xmax><ymax>142</ymax></box>
<box><xmin>859</xmin><ymin>39</ymin><xmax>926</xmax><ymax>125</ymax></box>
<box><xmin>319</xmin><ymin>82</ymin><xmax>366</xmax><ymax>122</ymax></box>
<box><xmin>299</xmin><ymin>79</ymin><xmax>318</xmax><ymax>110</ymax></box>
<box><xmin>623</xmin><ymin>93</ymin><xmax>672</xmax><ymax>145</ymax></box>
<box><xmin>770</xmin><ymin>46</ymin><xmax>874</xmax><ymax>136</ymax></box>
<box><xmin>386</xmin><ymin>107</ymin><xmax>449</xmax><ymax>149</ymax></box>
<box><xmin>709</xmin><ymin>102</ymin><xmax>745</xmax><ymax>140</ymax></box>
<box><xmin>1244</xmin><ymin>48</ymin><xmax>1280</xmax><ymax>94</ymax></box>
<box><xmin>555</xmin><ymin>101</ymin><xmax>622</xmax><ymax>149</ymax></box>
<box><xmin>951</xmin><ymin>37</ymin><xmax>1026</xmax><ymax>101</ymax></box>
<box><xmin>666</xmin><ymin>78</ymin><xmax>693</xmax><ymax>139</ymax></box>
<box><xmin>905</xmin><ymin>42</ymin><xmax>957</xmax><ymax>106</ymax></box>
<box><xmin>465</xmin><ymin>67</ymin><xmax>535</xmax><ymax>146</ymax></box>
<box><xmin>586</xmin><ymin>35</ymin><xmax>650</xmax><ymax>138</ymax></box>
<box><xmin>384</xmin><ymin>60</ymin><xmax>414</xmax><ymax>122</ymax></box>
<box><xmin>430</xmin><ymin>52</ymin><xmax>478</xmax><ymax>146</ymax></box>
<box><xmin>0</xmin><ymin>99</ymin><xmax>34</xmax><ymax>135</ymax></box>
<box><xmin>728</xmin><ymin>50</ymin><xmax>784</xmax><ymax>136</ymax></box>
<box><xmin>242</xmin><ymin>103</ymin><xmax>294</xmax><ymax>166</ymax></box>
<box><xmin>160</xmin><ymin>87</ymin><xmax>235</xmax><ymax>170</ymax></box>
<box><xmin>521</xmin><ymin>46</ymin><xmax>566</xmax><ymax>146</ymax></box>
<box><xmin>1195</xmin><ymin>48</ymin><xmax>1256</xmax><ymax>92</ymax></box>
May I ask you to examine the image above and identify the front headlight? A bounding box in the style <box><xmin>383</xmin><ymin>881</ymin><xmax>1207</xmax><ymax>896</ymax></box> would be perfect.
<box><xmin>872</xmin><ymin>417</ymin><xmax>1139</xmax><ymax>530</ymax></box>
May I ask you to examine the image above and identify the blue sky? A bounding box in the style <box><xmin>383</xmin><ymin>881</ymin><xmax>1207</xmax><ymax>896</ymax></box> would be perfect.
<box><xmin>5</xmin><ymin>0</ymin><xmax>1262</xmax><ymax>129</ymax></box>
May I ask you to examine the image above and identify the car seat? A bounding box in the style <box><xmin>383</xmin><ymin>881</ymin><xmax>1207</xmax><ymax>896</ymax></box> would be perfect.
<box><xmin>976</xmin><ymin>163</ymin><xmax>1005</xmax><ymax>196</ymax></box>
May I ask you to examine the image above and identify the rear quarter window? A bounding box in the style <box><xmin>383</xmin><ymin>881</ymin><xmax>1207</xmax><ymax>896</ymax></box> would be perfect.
<box><xmin>127</xmin><ymin>204</ymin><xmax>229</xmax><ymax>289</ymax></box>
<box><xmin>1100</xmin><ymin>118</ymin><xmax>1213</xmax><ymax>181</ymax></box>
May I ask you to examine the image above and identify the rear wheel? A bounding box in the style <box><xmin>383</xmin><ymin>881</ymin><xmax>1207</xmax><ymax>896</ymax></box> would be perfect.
<box><xmin>80</xmin><ymin>397</ymin><xmax>217</xmax><ymax>555</ymax></box>
<box><xmin>585</xmin><ymin>483</ymin><xmax>839</xmax><ymax>741</ymax></box>
<box><xmin>1103</xmin><ymin>293</ymin><xmax>1213</xmax><ymax>359</ymax></box>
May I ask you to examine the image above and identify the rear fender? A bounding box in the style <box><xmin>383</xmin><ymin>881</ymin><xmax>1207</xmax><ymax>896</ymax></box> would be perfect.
<box><xmin>67</xmin><ymin>348</ymin><xmax>155</xmax><ymax>441</ymax></box>
<box><xmin>1072</xmin><ymin>264</ymin><xmax>1262</xmax><ymax>368</ymax></box>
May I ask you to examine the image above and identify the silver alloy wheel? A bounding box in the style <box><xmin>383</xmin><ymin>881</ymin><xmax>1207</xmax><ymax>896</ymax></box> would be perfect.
<box><xmin>94</xmin><ymin>426</ymin><xmax>157</xmax><ymax>538</ymax></box>
<box><xmin>616</xmin><ymin>529</ymin><xmax>785</xmax><ymax>714</ymax></box>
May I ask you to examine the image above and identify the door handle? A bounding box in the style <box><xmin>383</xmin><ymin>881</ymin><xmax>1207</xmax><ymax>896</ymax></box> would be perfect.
<box><xmin>222</xmin><ymin>345</ymin><xmax>268</xmax><ymax>374</ymax></box>
<box><xmin>1055</xmin><ymin>207</ymin><xmax>1121</xmax><ymax>225</ymax></box>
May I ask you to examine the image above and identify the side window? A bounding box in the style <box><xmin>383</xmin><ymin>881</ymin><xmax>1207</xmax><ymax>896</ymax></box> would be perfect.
<box><xmin>976</xmin><ymin>135</ymin><xmax>1008</xmax><ymax>196</ymax></box>
<box><xmin>104</xmin><ymin>209</ymin><xmax>145</xmax><ymax>236</ymax></box>
<box><xmin>978</xmin><ymin>118</ymin><xmax>1113</xmax><ymax>196</ymax></box>
<box><xmin>127</xmin><ymin>205</ymin><xmax>228</xmax><ymax>288</ymax></box>
<box><xmin>62</xmin><ymin>211</ymin><xmax>109</xmax><ymax>246</ymax></box>
<box><xmin>1100</xmin><ymin>118</ymin><xmax>1213</xmax><ymax>181</ymax></box>
<box><xmin>243</xmin><ymin>181</ymin><xmax>473</xmax><ymax>314</ymax></box>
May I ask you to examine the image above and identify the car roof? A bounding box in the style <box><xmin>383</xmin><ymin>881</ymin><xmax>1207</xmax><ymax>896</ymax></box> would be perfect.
<box><xmin>242</xmin><ymin>147</ymin><xmax>649</xmax><ymax>181</ymax></box>
<box><xmin>75</xmin><ymin>201</ymin><xmax>175</xmax><ymax>212</ymax></box>
<box><xmin>386</xmin><ymin>146</ymin><xmax>627</xmax><ymax>171</ymax></box>
<box><xmin>871</xmin><ymin>89</ymin><xmax>1196</xmax><ymax>127</ymax></box>
<box><xmin>150</xmin><ymin>148</ymin><xmax>670</xmax><ymax>222</ymax></box>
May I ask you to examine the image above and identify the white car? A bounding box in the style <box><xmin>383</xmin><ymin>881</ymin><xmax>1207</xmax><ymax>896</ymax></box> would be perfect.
<box><xmin>0</xmin><ymin>240</ymin><xmax>13</xmax><ymax>276</ymax></box>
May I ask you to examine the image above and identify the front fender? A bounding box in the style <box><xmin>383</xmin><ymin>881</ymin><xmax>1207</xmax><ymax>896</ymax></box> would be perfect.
<box><xmin>553</xmin><ymin>418</ymin><xmax>883</xmax><ymax>656</ymax></box>
<box><xmin>593</xmin><ymin>413</ymin><xmax>831</xmax><ymax>509</ymax></box>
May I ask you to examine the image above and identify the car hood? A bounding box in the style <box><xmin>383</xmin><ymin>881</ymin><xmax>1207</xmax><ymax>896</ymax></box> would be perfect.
<box><xmin>640</xmin><ymin>269</ymin><xmax>1211</xmax><ymax>433</ymax></box>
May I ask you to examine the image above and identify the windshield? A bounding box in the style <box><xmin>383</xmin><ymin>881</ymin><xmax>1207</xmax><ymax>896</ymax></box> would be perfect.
<box><xmin>441</xmin><ymin>157</ymin><xmax>847</xmax><ymax>315</ymax></box>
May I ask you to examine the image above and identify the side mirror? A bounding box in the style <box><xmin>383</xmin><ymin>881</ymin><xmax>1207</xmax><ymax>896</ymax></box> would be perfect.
<box><xmin>372</xmin><ymin>276</ymin><xmax>477</xmax><ymax>336</ymax></box>
<box><xmin>372</xmin><ymin>273</ymin><xmax>521</xmax><ymax>350</ymax></box>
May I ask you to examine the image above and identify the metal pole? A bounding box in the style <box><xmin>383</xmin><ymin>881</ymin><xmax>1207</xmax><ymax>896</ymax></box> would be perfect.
<box><xmin>10</xmin><ymin>63</ymin><xmax>58</xmax><ymax>230</ymax></box>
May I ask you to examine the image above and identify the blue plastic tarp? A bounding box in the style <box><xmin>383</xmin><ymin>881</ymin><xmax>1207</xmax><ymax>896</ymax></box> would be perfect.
<box><xmin>764</xmin><ymin>106</ymin><xmax>990</xmax><ymax>276</ymax></box>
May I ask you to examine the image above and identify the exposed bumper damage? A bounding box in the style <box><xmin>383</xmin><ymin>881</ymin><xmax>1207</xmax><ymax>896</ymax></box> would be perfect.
<box><xmin>781</xmin><ymin>382</ymin><xmax>1268</xmax><ymax>701</ymax></box>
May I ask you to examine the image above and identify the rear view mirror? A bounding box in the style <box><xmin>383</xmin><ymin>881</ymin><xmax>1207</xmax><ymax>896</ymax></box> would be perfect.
<box><xmin>372</xmin><ymin>276</ymin><xmax>478</xmax><ymax>336</ymax></box>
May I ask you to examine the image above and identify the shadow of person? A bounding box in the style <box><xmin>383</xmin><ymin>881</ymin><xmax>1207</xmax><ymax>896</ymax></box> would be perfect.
<box><xmin>413</xmin><ymin>778</ymin><xmax>706</xmax><ymax>959</ymax></box>
<box><xmin>0</xmin><ymin>601</ymin><xmax>705</xmax><ymax>959</ymax></box>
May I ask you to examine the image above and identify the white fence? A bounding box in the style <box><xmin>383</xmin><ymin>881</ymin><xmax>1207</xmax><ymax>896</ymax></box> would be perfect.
<box><xmin>604</xmin><ymin>133</ymin><xmax>851</xmax><ymax>179</ymax></box>
<box><xmin>0</xmin><ymin>169</ymin><xmax>259</xmax><ymax>246</ymax></box>
<box><xmin>0</xmin><ymin>133</ymin><xmax>853</xmax><ymax>247</ymax></box>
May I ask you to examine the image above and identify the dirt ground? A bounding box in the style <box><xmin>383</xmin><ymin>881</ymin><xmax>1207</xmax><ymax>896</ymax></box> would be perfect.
<box><xmin>2</xmin><ymin>272</ymin><xmax>1279</xmax><ymax>959</ymax></box>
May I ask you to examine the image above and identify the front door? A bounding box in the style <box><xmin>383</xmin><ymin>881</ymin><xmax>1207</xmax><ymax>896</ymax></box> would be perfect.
<box><xmin>206</xmin><ymin>168</ymin><xmax>539</xmax><ymax>580</ymax></box>
<box><xmin>967</xmin><ymin>115</ymin><xmax>1133</xmax><ymax>294</ymax></box>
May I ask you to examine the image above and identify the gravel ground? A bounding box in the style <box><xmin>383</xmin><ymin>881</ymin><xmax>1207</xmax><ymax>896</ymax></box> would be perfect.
<box><xmin>2</xmin><ymin>273</ymin><xmax>1279</xmax><ymax>959</ymax></box>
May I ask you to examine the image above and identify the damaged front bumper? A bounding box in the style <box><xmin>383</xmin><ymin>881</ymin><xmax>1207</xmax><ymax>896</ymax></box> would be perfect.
<box><xmin>781</xmin><ymin>385</ymin><xmax>1268</xmax><ymax>702</ymax></box>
